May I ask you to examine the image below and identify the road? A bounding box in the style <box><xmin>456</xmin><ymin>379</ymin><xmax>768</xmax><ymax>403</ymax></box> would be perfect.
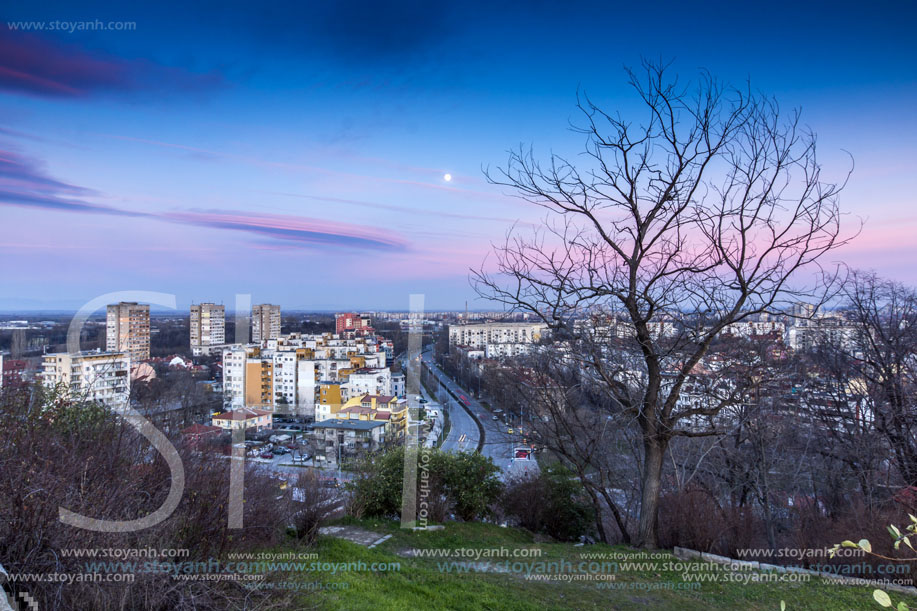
<box><xmin>252</xmin><ymin>345</ymin><xmax>537</xmax><ymax>481</ymax></box>
<box><xmin>420</xmin><ymin>359</ymin><xmax>479</xmax><ymax>454</ymax></box>
<box><xmin>420</xmin><ymin>346</ymin><xmax>539</xmax><ymax>480</ymax></box>
<box><xmin>401</xmin><ymin>347</ymin><xmax>478</xmax><ymax>454</ymax></box>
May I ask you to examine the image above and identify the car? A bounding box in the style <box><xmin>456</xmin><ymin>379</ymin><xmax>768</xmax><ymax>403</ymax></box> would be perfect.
<box><xmin>259</xmin><ymin>451</ymin><xmax>274</xmax><ymax>459</ymax></box>
<box><xmin>507</xmin><ymin>428</ymin><xmax>514</xmax><ymax>434</ymax></box>
<box><xmin>272</xmin><ymin>447</ymin><xmax>290</xmax><ymax>455</ymax></box>
<box><xmin>285</xmin><ymin>443</ymin><xmax>298</xmax><ymax>450</ymax></box>
<box><xmin>492</xmin><ymin>415</ymin><xmax>499</xmax><ymax>421</ymax></box>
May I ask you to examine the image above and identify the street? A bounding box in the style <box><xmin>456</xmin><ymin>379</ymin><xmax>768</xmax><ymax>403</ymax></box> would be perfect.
<box><xmin>420</xmin><ymin>346</ymin><xmax>539</xmax><ymax>479</ymax></box>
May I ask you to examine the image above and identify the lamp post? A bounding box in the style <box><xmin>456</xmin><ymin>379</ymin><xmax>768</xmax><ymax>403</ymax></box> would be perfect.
<box><xmin>337</xmin><ymin>433</ymin><xmax>343</xmax><ymax>481</ymax></box>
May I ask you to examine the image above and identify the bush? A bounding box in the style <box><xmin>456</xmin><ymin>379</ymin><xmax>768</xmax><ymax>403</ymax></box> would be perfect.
<box><xmin>347</xmin><ymin>447</ymin><xmax>502</xmax><ymax>523</ymax></box>
<box><xmin>0</xmin><ymin>383</ymin><xmax>295</xmax><ymax>609</ymax></box>
<box><xmin>289</xmin><ymin>470</ymin><xmax>341</xmax><ymax>545</ymax></box>
<box><xmin>500</xmin><ymin>464</ymin><xmax>595</xmax><ymax>541</ymax></box>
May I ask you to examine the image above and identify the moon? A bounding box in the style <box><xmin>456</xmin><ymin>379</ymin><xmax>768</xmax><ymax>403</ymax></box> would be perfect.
<box><xmin>443</xmin><ymin>173</ymin><xmax>452</xmax><ymax>182</ymax></box>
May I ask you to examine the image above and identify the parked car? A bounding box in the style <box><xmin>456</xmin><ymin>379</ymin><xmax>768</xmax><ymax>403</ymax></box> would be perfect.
<box><xmin>492</xmin><ymin>415</ymin><xmax>499</xmax><ymax>421</ymax></box>
<box><xmin>272</xmin><ymin>447</ymin><xmax>290</xmax><ymax>455</ymax></box>
<box><xmin>259</xmin><ymin>451</ymin><xmax>274</xmax><ymax>459</ymax></box>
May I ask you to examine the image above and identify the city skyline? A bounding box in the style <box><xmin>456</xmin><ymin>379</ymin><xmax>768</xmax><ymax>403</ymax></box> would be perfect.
<box><xmin>2</xmin><ymin>0</ymin><xmax>916</xmax><ymax>310</ymax></box>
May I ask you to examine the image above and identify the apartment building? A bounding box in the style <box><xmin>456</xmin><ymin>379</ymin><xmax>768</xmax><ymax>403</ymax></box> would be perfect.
<box><xmin>190</xmin><ymin>302</ymin><xmax>225</xmax><ymax>356</ymax></box>
<box><xmin>722</xmin><ymin>320</ymin><xmax>786</xmax><ymax>338</ymax></box>
<box><xmin>346</xmin><ymin>368</ymin><xmax>392</xmax><ymax>397</ymax></box>
<box><xmin>106</xmin><ymin>302</ymin><xmax>150</xmax><ymax>362</ymax></box>
<box><xmin>392</xmin><ymin>372</ymin><xmax>405</xmax><ymax>398</ymax></box>
<box><xmin>222</xmin><ymin>345</ymin><xmax>275</xmax><ymax>410</ymax></box>
<box><xmin>311</xmin><ymin>419</ymin><xmax>388</xmax><ymax>458</ymax></box>
<box><xmin>223</xmin><ymin>329</ymin><xmax>396</xmax><ymax>417</ymax></box>
<box><xmin>211</xmin><ymin>407</ymin><xmax>272</xmax><ymax>431</ymax></box>
<box><xmin>786</xmin><ymin>317</ymin><xmax>858</xmax><ymax>352</ymax></box>
<box><xmin>251</xmin><ymin>304</ymin><xmax>281</xmax><ymax>342</ymax></box>
<box><xmin>41</xmin><ymin>351</ymin><xmax>130</xmax><ymax>411</ymax></box>
<box><xmin>448</xmin><ymin>322</ymin><xmax>547</xmax><ymax>357</ymax></box>
<box><xmin>335</xmin><ymin>312</ymin><xmax>370</xmax><ymax>334</ymax></box>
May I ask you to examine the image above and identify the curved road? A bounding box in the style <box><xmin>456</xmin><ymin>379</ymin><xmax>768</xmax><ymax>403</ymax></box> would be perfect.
<box><xmin>419</xmin><ymin>346</ymin><xmax>538</xmax><ymax>479</ymax></box>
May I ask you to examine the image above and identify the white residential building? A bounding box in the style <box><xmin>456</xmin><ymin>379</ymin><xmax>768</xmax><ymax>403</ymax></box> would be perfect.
<box><xmin>449</xmin><ymin>322</ymin><xmax>547</xmax><ymax>358</ymax></box>
<box><xmin>221</xmin><ymin>330</ymin><xmax>394</xmax><ymax>417</ymax></box>
<box><xmin>392</xmin><ymin>372</ymin><xmax>405</xmax><ymax>398</ymax></box>
<box><xmin>41</xmin><ymin>351</ymin><xmax>131</xmax><ymax>411</ymax></box>
<box><xmin>723</xmin><ymin>320</ymin><xmax>786</xmax><ymax>338</ymax></box>
<box><xmin>345</xmin><ymin>368</ymin><xmax>393</xmax><ymax>398</ymax></box>
<box><xmin>786</xmin><ymin>319</ymin><xmax>858</xmax><ymax>352</ymax></box>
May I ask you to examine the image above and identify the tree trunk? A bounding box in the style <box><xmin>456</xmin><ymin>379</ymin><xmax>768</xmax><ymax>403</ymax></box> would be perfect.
<box><xmin>637</xmin><ymin>436</ymin><xmax>667</xmax><ymax>548</ymax></box>
<box><xmin>583</xmin><ymin>483</ymin><xmax>609</xmax><ymax>544</ymax></box>
<box><xmin>597</xmin><ymin>485</ymin><xmax>632</xmax><ymax>545</ymax></box>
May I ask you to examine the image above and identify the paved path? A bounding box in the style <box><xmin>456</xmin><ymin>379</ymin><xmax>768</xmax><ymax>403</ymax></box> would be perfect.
<box><xmin>317</xmin><ymin>525</ymin><xmax>388</xmax><ymax>547</ymax></box>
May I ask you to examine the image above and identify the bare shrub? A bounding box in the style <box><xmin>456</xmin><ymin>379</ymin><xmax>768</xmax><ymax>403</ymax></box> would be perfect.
<box><xmin>0</xmin><ymin>383</ymin><xmax>293</xmax><ymax>609</ymax></box>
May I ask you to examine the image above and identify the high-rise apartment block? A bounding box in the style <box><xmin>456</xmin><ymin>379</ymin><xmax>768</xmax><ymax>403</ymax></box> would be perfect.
<box><xmin>251</xmin><ymin>304</ymin><xmax>281</xmax><ymax>342</ymax></box>
<box><xmin>190</xmin><ymin>302</ymin><xmax>226</xmax><ymax>356</ymax></box>
<box><xmin>106</xmin><ymin>302</ymin><xmax>150</xmax><ymax>362</ymax></box>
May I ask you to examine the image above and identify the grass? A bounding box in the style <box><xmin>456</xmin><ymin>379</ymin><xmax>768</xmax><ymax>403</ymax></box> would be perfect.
<box><xmin>263</xmin><ymin>518</ymin><xmax>917</xmax><ymax>610</ymax></box>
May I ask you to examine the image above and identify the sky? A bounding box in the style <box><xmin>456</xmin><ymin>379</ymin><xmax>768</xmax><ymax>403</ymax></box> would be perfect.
<box><xmin>0</xmin><ymin>0</ymin><xmax>915</xmax><ymax>311</ymax></box>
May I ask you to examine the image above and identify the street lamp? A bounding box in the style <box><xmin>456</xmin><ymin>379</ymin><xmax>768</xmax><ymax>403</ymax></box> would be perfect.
<box><xmin>599</xmin><ymin>415</ymin><xmax>613</xmax><ymax>443</ymax></box>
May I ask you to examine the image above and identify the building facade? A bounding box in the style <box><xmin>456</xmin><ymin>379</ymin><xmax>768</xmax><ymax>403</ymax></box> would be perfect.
<box><xmin>106</xmin><ymin>302</ymin><xmax>150</xmax><ymax>362</ymax></box>
<box><xmin>222</xmin><ymin>329</ymin><xmax>396</xmax><ymax>418</ymax></box>
<box><xmin>335</xmin><ymin>312</ymin><xmax>370</xmax><ymax>334</ymax></box>
<box><xmin>41</xmin><ymin>351</ymin><xmax>131</xmax><ymax>411</ymax></box>
<box><xmin>190</xmin><ymin>302</ymin><xmax>226</xmax><ymax>356</ymax></box>
<box><xmin>251</xmin><ymin>304</ymin><xmax>281</xmax><ymax>342</ymax></box>
<box><xmin>211</xmin><ymin>407</ymin><xmax>272</xmax><ymax>431</ymax></box>
<box><xmin>448</xmin><ymin>322</ymin><xmax>547</xmax><ymax>357</ymax></box>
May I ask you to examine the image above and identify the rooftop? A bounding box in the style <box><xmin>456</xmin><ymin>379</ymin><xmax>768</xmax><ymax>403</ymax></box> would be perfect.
<box><xmin>312</xmin><ymin>419</ymin><xmax>386</xmax><ymax>431</ymax></box>
<box><xmin>212</xmin><ymin>408</ymin><xmax>272</xmax><ymax>420</ymax></box>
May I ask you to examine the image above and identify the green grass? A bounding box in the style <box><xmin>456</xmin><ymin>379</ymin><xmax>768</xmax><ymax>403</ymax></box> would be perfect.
<box><xmin>264</xmin><ymin>519</ymin><xmax>917</xmax><ymax>610</ymax></box>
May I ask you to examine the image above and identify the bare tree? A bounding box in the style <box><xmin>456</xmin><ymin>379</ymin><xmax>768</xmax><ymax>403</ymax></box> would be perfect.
<box><xmin>823</xmin><ymin>271</ymin><xmax>917</xmax><ymax>486</ymax></box>
<box><xmin>474</xmin><ymin>61</ymin><xmax>852</xmax><ymax>547</ymax></box>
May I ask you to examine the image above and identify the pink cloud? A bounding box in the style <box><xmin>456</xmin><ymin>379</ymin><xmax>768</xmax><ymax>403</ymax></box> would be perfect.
<box><xmin>161</xmin><ymin>210</ymin><xmax>409</xmax><ymax>252</ymax></box>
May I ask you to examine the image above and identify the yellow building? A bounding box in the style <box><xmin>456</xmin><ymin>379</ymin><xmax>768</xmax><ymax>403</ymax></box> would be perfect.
<box><xmin>244</xmin><ymin>359</ymin><xmax>273</xmax><ymax>407</ymax></box>
<box><xmin>333</xmin><ymin>394</ymin><xmax>408</xmax><ymax>440</ymax></box>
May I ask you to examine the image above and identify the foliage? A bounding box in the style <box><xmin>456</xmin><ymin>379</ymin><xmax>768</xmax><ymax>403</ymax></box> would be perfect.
<box><xmin>500</xmin><ymin>463</ymin><xmax>595</xmax><ymax>541</ymax></box>
<box><xmin>831</xmin><ymin>514</ymin><xmax>917</xmax><ymax>610</ymax></box>
<box><xmin>347</xmin><ymin>447</ymin><xmax>502</xmax><ymax>522</ymax></box>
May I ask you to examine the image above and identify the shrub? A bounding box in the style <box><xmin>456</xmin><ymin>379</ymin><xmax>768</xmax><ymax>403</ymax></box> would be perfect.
<box><xmin>500</xmin><ymin>464</ymin><xmax>595</xmax><ymax>541</ymax></box>
<box><xmin>0</xmin><ymin>383</ymin><xmax>295</xmax><ymax>609</ymax></box>
<box><xmin>347</xmin><ymin>447</ymin><xmax>502</xmax><ymax>523</ymax></box>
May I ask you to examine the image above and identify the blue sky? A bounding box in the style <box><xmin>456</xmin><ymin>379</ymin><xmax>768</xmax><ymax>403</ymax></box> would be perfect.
<box><xmin>1</xmin><ymin>0</ymin><xmax>915</xmax><ymax>311</ymax></box>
